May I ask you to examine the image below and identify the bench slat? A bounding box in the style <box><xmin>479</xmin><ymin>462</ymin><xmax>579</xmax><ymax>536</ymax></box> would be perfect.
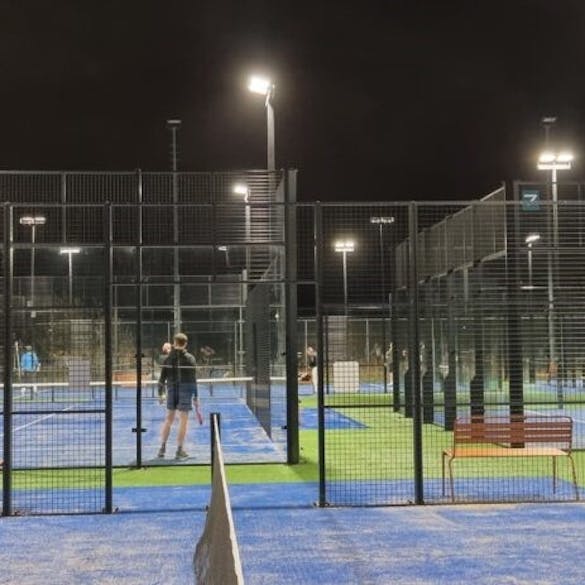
<box><xmin>446</xmin><ymin>446</ymin><xmax>567</xmax><ymax>458</ymax></box>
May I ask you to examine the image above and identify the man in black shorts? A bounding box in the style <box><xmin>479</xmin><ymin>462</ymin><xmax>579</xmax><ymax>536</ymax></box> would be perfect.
<box><xmin>157</xmin><ymin>332</ymin><xmax>202</xmax><ymax>460</ymax></box>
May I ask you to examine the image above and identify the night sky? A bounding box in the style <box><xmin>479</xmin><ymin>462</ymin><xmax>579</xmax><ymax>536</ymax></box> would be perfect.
<box><xmin>2</xmin><ymin>1</ymin><xmax>585</xmax><ymax>201</ymax></box>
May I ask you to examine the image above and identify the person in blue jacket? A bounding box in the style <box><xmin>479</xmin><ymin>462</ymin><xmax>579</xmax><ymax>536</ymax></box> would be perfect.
<box><xmin>20</xmin><ymin>345</ymin><xmax>40</xmax><ymax>396</ymax></box>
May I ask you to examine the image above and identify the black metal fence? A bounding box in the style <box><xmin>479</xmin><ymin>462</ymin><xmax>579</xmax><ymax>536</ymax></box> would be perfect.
<box><xmin>302</xmin><ymin>184</ymin><xmax>585</xmax><ymax>506</ymax></box>
<box><xmin>1</xmin><ymin>170</ymin><xmax>296</xmax><ymax>515</ymax></box>
<box><xmin>2</xmin><ymin>173</ymin><xmax>585</xmax><ymax>514</ymax></box>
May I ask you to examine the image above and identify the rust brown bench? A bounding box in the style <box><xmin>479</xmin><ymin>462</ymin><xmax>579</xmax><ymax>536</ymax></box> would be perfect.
<box><xmin>442</xmin><ymin>415</ymin><xmax>580</xmax><ymax>502</ymax></box>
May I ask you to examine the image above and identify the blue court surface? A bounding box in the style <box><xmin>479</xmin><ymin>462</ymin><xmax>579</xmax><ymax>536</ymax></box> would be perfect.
<box><xmin>300</xmin><ymin>407</ymin><xmax>367</xmax><ymax>430</ymax></box>
<box><xmin>1</xmin><ymin>383</ymin><xmax>372</xmax><ymax>469</ymax></box>
<box><xmin>1</xmin><ymin>483</ymin><xmax>585</xmax><ymax>584</ymax></box>
<box><xmin>1</xmin><ymin>382</ymin><xmax>291</xmax><ymax>467</ymax></box>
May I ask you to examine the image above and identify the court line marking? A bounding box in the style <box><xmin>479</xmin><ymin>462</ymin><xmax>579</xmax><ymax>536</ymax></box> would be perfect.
<box><xmin>0</xmin><ymin>405</ymin><xmax>77</xmax><ymax>438</ymax></box>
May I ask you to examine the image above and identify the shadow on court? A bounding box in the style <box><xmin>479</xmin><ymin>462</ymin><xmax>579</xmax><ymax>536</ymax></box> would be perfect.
<box><xmin>1</xmin><ymin>483</ymin><xmax>585</xmax><ymax>584</ymax></box>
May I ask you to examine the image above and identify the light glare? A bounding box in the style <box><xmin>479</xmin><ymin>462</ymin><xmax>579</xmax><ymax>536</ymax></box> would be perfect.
<box><xmin>539</xmin><ymin>152</ymin><xmax>556</xmax><ymax>163</ymax></box>
<box><xmin>19</xmin><ymin>215</ymin><xmax>46</xmax><ymax>226</ymax></box>
<box><xmin>525</xmin><ymin>233</ymin><xmax>541</xmax><ymax>245</ymax></box>
<box><xmin>248</xmin><ymin>75</ymin><xmax>272</xmax><ymax>96</ymax></box>
<box><xmin>233</xmin><ymin>184</ymin><xmax>249</xmax><ymax>196</ymax></box>
<box><xmin>334</xmin><ymin>240</ymin><xmax>355</xmax><ymax>253</ymax></box>
<box><xmin>557</xmin><ymin>152</ymin><xmax>574</xmax><ymax>163</ymax></box>
<box><xmin>370</xmin><ymin>216</ymin><xmax>395</xmax><ymax>225</ymax></box>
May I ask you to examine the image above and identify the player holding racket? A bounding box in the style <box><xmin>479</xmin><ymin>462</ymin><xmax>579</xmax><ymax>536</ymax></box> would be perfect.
<box><xmin>157</xmin><ymin>332</ymin><xmax>203</xmax><ymax>460</ymax></box>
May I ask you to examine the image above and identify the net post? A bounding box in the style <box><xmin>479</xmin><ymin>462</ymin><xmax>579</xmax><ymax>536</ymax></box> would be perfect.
<box><xmin>210</xmin><ymin>411</ymin><xmax>221</xmax><ymax>480</ymax></box>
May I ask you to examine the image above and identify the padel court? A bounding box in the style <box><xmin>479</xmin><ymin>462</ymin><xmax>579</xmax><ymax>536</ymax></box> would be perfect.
<box><xmin>1</xmin><ymin>482</ymin><xmax>584</xmax><ymax>584</ymax></box>
<box><xmin>0</xmin><ymin>176</ymin><xmax>584</xmax><ymax>522</ymax></box>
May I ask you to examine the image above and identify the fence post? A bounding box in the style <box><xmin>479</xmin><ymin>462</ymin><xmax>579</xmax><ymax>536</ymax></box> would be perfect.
<box><xmin>285</xmin><ymin>170</ymin><xmax>299</xmax><ymax>464</ymax></box>
<box><xmin>315</xmin><ymin>202</ymin><xmax>327</xmax><ymax>507</ymax></box>
<box><xmin>408</xmin><ymin>202</ymin><xmax>424</xmax><ymax>505</ymax></box>
<box><xmin>2</xmin><ymin>203</ymin><xmax>13</xmax><ymax>516</ymax></box>
<box><xmin>470</xmin><ymin>202</ymin><xmax>485</xmax><ymax>419</ymax></box>
<box><xmin>104</xmin><ymin>202</ymin><xmax>113</xmax><ymax>513</ymax></box>
<box><xmin>135</xmin><ymin>170</ymin><xmax>144</xmax><ymax>467</ymax></box>
<box><xmin>506</xmin><ymin>182</ymin><xmax>525</xmax><ymax>423</ymax></box>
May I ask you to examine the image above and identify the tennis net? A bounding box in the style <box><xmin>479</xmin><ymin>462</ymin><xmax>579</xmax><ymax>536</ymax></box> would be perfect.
<box><xmin>193</xmin><ymin>412</ymin><xmax>245</xmax><ymax>585</ymax></box>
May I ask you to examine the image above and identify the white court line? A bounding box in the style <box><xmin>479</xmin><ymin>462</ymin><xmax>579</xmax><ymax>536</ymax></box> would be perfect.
<box><xmin>525</xmin><ymin>407</ymin><xmax>585</xmax><ymax>426</ymax></box>
<box><xmin>0</xmin><ymin>405</ymin><xmax>76</xmax><ymax>438</ymax></box>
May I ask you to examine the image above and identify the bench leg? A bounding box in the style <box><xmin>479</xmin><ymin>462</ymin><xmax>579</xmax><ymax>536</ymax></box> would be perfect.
<box><xmin>448</xmin><ymin>458</ymin><xmax>455</xmax><ymax>502</ymax></box>
<box><xmin>441</xmin><ymin>452</ymin><xmax>445</xmax><ymax>496</ymax></box>
<box><xmin>568</xmin><ymin>454</ymin><xmax>580</xmax><ymax>501</ymax></box>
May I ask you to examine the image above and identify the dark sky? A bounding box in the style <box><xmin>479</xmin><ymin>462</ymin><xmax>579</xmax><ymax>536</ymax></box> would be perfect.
<box><xmin>2</xmin><ymin>0</ymin><xmax>585</xmax><ymax>201</ymax></box>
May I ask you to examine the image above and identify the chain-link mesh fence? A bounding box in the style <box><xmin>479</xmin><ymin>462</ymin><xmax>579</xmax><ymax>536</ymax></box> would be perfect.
<box><xmin>0</xmin><ymin>171</ymin><xmax>292</xmax><ymax>515</ymax></box>
<box><xmin>2</xmin><ymin>173</ymin><xmax>585</xmax><ymax>514</ymax></box>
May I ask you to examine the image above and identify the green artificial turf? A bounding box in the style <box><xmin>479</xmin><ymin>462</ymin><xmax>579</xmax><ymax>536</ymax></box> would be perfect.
<box><xmin>7</xmin><ymin>392</ymin><xmax>585</xmax><ymax>490</ymax></box>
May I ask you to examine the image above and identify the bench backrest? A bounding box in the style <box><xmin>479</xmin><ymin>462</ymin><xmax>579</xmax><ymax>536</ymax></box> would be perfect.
<box><xmin>453</xmin><ymin>415</ymin><xmax>573</xmax><ymax>450</ymax></box>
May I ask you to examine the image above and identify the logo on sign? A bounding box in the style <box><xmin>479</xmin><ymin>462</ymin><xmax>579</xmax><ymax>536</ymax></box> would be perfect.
<box><xmin>521</xmin><ymin>189</ymin><xmax>541</xmax><ymax>211</ymax></box>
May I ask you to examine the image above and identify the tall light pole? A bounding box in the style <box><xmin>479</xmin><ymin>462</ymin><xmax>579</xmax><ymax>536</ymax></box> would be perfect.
<box><xmin>537</xmin><ymin>116</ymin><xmax>573</xmax><ymax>407</ymax></box>
<box><xmin>524</xmin><ymin>233</ymin><xmax>541</xmax><ymax>385</ymax></box>
<box><xmin>217</xmin><ymin>245</ymin><xmax>230</xmax><ymax>267</ymax></box>
<box><xmin>59</xmin><ymin>247</ymin><xmax>81</xmax><ymax>304</ymax></box>
<box><xmin>248</xmin><ymin>75</ymin><xmax>275</xmax><ymax>170</ymax></box>
<box><xmin>233</xmin><ymin>183</ymin><xmax>251</xmax><ymax>375</ymax></box>
<box><xmin>166</xmin><ymin>119</ymin><xmax>181</xmax><ymax>172</ymax></box>
<box><xmin>19</xmin><ymin>215</ymin><xmax>46</xmax><ymax>317</ymax></box>
<box><xmin>523</xmin><ymin>233</ymin><xmax>541</xmax><ymax>290</ymax></box>
<box><xmin>369</xmin><ymin>217</ymin><xmax>395</xmax><ymax>301</ymax></box>
<box><xmin>166</xmin><ymin>119</ymin><xmax>182</xmax><ymax>334</ymax></box>
<box><xmin>370</xmin><ymin>216</ymin><xmax>395</xmax><ymax>392</ymax></box>
<box><xmin>334</xmin><ymin>240</ymin><xmax>355</xmax><ymax>315</ymax></box>
<box><xmin>233</xmin><ymin>183</ymin><xmax>251</xmax><ymax>274</ymax></box>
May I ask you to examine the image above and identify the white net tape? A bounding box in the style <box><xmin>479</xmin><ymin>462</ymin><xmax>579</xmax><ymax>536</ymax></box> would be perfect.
<box><xmin>194</xmin><ymin>414</ymin><xmax>245</xmax><ymax>585</ymax></box>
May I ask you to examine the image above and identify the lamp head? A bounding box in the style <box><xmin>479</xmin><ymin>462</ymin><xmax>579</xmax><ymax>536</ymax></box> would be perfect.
<box><xmin>19</xmin><ymin>215</ymin><xmax>46</xmax><ymax>226</ymax></box>
<box><xmin>370</xmin><ymin>216</ymin><xmax>395</xmax><ymax>225</ymax></box>
<box><xmin>525</xmin><ymin>233</ymin><xmax>541</xmax><ymax>245</ymax></box>
<box><xmin>334</xmin><ymin>240</ymin><xmax>356</xmax><ymax>253</ymax></box>
<box><xmin>248</xmin><ymin>75</ymin><xmax>273</xmax><ymax>96</ymax></box>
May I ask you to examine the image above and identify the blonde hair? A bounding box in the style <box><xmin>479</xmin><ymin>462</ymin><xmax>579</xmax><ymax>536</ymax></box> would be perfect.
<box><xmin>174</xmin><ymin>332</ymin><xmax>188</xmax><ymax>347</ymax></box>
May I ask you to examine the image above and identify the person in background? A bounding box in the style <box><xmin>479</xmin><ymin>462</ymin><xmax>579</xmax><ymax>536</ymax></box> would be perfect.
<box><xmin>306</xmin><ymin>344</ymin><xmax>318</xmax><ymax>394</ymax></box>
<box><xmin>199</xmin><ymin>345</ymin><xmax>216</xmax><ymax>377</ymax></box>
<box><xmin>20</xmin><ymin>345</ymin><xmax>40</xmax><ymax>396</ymax></box>
<box><xmin>157</xmin><ymin>342</ymin><xmax>172</xmax><ymax>404</ymax></box>
<box><xmin>157</xmin><ymin>333</ymin><xmax>202</xmax><ymax>460</ymax></box>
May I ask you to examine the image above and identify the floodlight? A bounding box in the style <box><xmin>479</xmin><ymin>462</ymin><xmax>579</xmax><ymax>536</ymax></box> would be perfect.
<box><xmin>557</xmin><ymin>152</ymin><xmax>574</xmax><ymax>163</ymax></box>
<box><xmin>370</xmin><ymin>216</ymin><xmax>395</xmax><ymax>225</ymax></box>
<box><xmin>233</xmin><ymin>184</ymin><xmax>249</xmax><ymax>196</ymax></box>
<box><xmin>248</xmin><ymin>75</ymin><xmax>272</xmax><ymax>96</ymax></box>
<box><xmin>538</xmin><ymin>152</ymin><xmax>556</xmax><ymax>164</ymax></box>
<box><xmin>525</xmin><ymin>233</ymin><xmax>541</xmax><ymax>245</ymax></box>
<box><xmin>334</xmin><ymin>240</ymin><xmax>355</xmax><ymax>253</ymax></box>
<box><xmin>19</xmin><ymin>216</ymin><xmax>46</xmax><ymax>226</ymax></box>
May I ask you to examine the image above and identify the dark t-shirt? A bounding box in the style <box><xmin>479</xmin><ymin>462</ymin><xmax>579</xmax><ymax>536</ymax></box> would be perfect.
<box><xmin>158</xmin><ymin>348</ymin><xmax>198</xmax><ymax>388</ymax></box>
